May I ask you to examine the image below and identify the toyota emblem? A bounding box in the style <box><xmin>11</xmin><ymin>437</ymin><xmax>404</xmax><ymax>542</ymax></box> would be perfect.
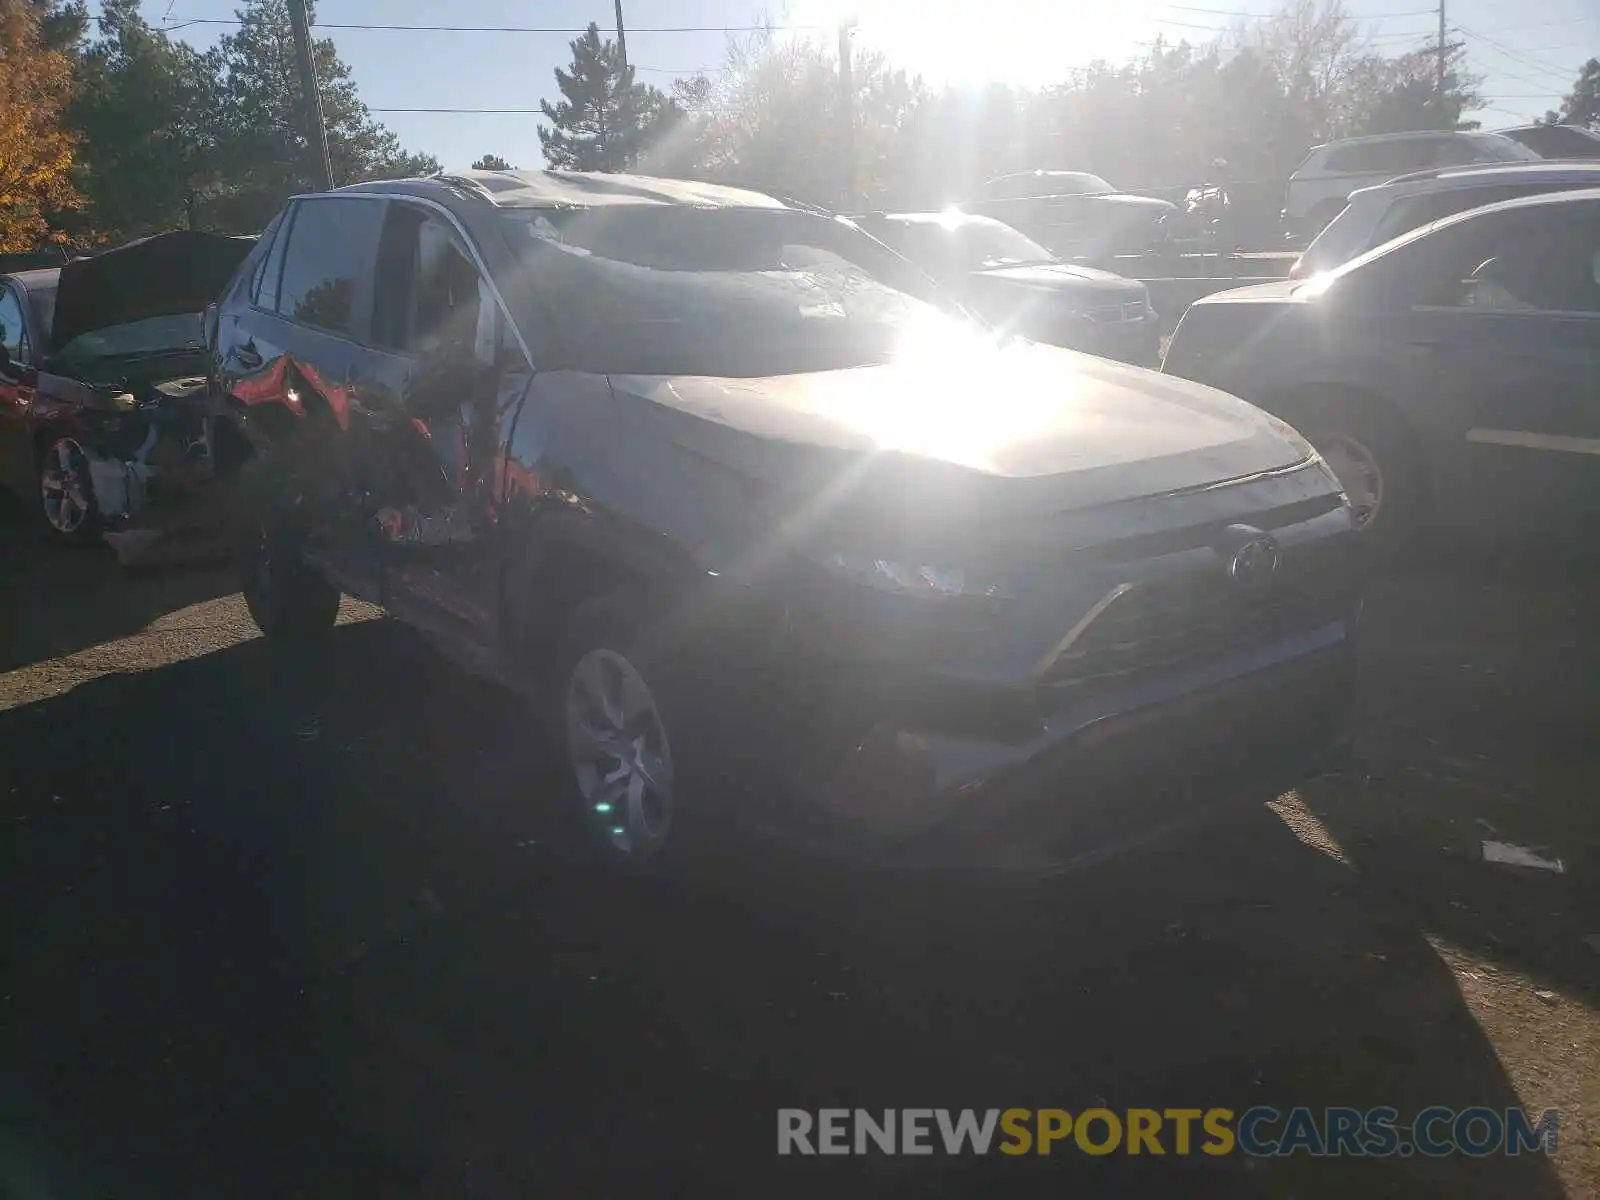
<box><xmin>1227</xmin><ymin>535</ymin><xmax>1282</xmax><ymax>587</ymax></box>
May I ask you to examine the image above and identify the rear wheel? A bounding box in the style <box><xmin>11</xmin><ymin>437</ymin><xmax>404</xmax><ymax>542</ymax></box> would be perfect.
<box><xmin>37</xmin><ymin>435</ymin><xmax>101</xmax><ymax>545</ymax></box>
<box><xmin>236</xmin><ymin>462</ymin><xmax>340</xmax><ymax>639</ymax></box>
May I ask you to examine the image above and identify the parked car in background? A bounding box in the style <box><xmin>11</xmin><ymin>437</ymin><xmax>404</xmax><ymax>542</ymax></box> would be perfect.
<box><xmin>1164</xmin><ymin>189</ymin><xmax>1600</xmax><ymax>556</ymax></box>
<box><xmin>965</xmin><ymin>170</ymin><xmax>1177</xmax><ymax>260</ymax></box>
<box><xmin>1497</xmin><ymin>123</ymin><xmax>1600</xmax><ymax>161</ymax></box>
<box><xmin>1282</xmin><ymin>130</ymin><xmax>1541</xmax><ymax>241</ymax></box>
<box><xmin>1290</xmin><ymin>161</ymin><xmax>1600</xmax><ymax>278</ymax></box>
<box><xmin>850</xmin><ymin>211</ymin><xmax>1160</xmax><ymax>366</ymax></box>
<box><xmin>0</xmin><ymin>231</ymin><xmax>254</xmax><ymax>556</ymax></box>
<box><xmin>213</xmin><ymin>168</ymin><xmax>1358</xmax><ymax>873</ymax></box>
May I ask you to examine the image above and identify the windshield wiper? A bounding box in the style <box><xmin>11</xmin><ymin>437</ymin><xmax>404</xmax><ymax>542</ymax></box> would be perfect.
<box><xmin>98</xmin><ymin>345</ymin><xmax>203</xmax><ymax>364</ymax></box>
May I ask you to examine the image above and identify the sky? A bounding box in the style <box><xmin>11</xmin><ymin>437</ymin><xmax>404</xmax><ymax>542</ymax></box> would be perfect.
<box><xmin>136</xmin><ymin>0</ymin><xmax>1600</xmax><ymax>173</ymax></box>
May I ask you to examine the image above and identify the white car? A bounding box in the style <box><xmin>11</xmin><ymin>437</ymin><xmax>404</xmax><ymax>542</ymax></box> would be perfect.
<box><xmin>1282</xmin><ymin>131</ymin><xmax>1541</xmax><ymax>239</ymax></box>
<box><xmin>1290</xmin><ymin>161</ymin><xmax>1600</xmax><ymax>279</ymax></box>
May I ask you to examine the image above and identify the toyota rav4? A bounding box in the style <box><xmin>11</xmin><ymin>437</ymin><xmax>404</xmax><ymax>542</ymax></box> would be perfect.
<box><xmin>209</xmin><ymin>169</ymin><xmax>1360</xmax><ymax>873</ymax></box>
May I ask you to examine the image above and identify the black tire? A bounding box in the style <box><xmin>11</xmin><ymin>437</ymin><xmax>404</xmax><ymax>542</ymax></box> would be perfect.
<box><xmin>1287</xmin><ymin>391</ymin><xmax>1426</xmax><ymax>561</ymax></box>
<box><xmin>35</xmin><ymin>434</ymin><xmax>101</xmax><ymax>545</ymax></box>
<box><xmin>547</xmin><ymin>595</ymin><xmax>723</xmax><ymax>875</ymax></box>
<box><xmin>235</xmin><ymin>461</ymin><xmax>340</xmax><ymax>639</ymax></box>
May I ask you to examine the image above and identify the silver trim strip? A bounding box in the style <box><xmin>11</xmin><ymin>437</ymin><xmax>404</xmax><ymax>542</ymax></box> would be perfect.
<box><xmin>287</xmin><ymin>190</ymin><xmax>535</xmax><ymax>369</ymax></box>
<box><xmin>1032</xmin><ymin>583</ymin><xmax>1134</xmax><ymax>679</ymax></box>
<box><xmin>1467</xmin><ymin>427</ymin><xmax>1600</xmax><ymax>457</ymax></box>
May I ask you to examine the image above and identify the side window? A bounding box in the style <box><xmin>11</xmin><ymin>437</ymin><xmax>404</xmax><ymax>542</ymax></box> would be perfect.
<box><xmin>1425</xmin><ymin>211</ymin><xmax>1600</xmax><ymax>314</ymax></box>
<box><xmin>0</xmin><ymin>287</ymin><xmax>25</xmax><ymax>362</ymax></box>
<box><xmin>247</xmin><ymin>213</ymin><xmax>284</xmax><ymax>306</ymax></box>
<box><xmin>374</xmin><ymin>204</ymin><xmax>507</xmax><ymax>366</ymax></box>
<box><xmin>273</xmin><ymin>198</ymin><xmax>385</xmax><ymax>339</ymax></box>
<box><xmin>1427</xmin><ymin>138</ymin><xmax>1478</xmax><ymax>168</ymax></box>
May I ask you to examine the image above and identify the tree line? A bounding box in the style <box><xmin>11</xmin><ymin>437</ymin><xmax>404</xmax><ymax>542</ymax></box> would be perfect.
<box><xmin>0</xmin><ymin>0</ymin><xmax>438</xmax><ymax>252</ymax></box>
<box><xmin>532</xmin><ymin>0</ymin><xmax>1600</xmax><ymax>211</ymax></box>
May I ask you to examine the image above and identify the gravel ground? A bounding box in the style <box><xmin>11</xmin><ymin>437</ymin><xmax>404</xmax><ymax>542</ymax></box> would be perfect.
<box><xmin>1</xmin><ymin>499</ymin><xmax>1595</xmax><ymax>1199</ymax></box>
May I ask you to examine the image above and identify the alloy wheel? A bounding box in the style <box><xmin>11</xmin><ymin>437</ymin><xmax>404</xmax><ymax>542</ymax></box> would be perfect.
<box><xmin>564</xmin><ymin>647</ymin><xmax>675</xmax><ymax>860</ymax></box>
<box><xmin>40</xmin><ymin>438</ymin><xmax>93</xmax><ymax>535</ymax></box>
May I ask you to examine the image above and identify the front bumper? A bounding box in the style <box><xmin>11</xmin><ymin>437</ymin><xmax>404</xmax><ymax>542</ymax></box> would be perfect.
<box><xmin>741</xmin><ymin>618</ymin><xmax>1355</xmax><ymax>873</ymax></box>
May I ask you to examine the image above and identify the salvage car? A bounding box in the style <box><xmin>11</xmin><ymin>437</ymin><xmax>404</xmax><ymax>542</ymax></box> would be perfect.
<box><xmin>212</xmin><ymin>169</ymin><xmax>1360</xmax><ymax>874</ymax></box>
<box><xmin>1163</xmin><ymin>188</ymin><xmax>1600</xmax><ymax>556</ymax></box>
<box><xmin>965</xmin><ymin>170</ymin><xmax>1176</xmax><ymax>260</ymax></box>
<box><xmin>0</xmin><ymin>232</ymin><xmax>255</xmax><ymax>557</ymax></box>
<box><xmin>850</xmin><ymin>211</ymin><xmax>1160</xmax><ymax>366</ymax></box>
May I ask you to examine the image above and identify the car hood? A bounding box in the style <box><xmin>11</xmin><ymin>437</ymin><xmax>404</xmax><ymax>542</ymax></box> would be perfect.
<box><xmin>1190</xmin><ymin>279</ymin><xmax>1311</xmax><ymax>306</ymax></box>
<box><xmin>970</xmin><ymin>263</ymin><xmax>1143</xmax><ymax>296</ymax></box>
<box><xmin>608</xmin><ymin>339</ymin><xmax>1308</xmax><ymax>520</ymax></box>
<box><xmin>50</xmin><ymin>231</ymin><xmax>255</xmax><ymax>354</ymax></box>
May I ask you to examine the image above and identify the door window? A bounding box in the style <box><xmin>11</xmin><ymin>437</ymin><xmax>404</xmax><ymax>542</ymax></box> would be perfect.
<box><xmin>273</xmin><ymin>198</ymin><xmax>385</xmax><ymax>338</ymax></box>
<box><xmin>1427</xmin><ymin>209</ymin><xmax>1600</xmax><ymax>314</ymax></box>
<box><xmin>375</xmin><ymin>205</ymin><xmax>508</xmax><ymax>366</ymax></box>
<box><xmin>0</xmin><ymin>287</ymin><xmax>27</xmax><ymax>363</ymax></box>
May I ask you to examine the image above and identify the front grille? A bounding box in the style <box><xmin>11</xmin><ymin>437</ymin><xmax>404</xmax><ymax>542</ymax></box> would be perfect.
<box><xmin>1041</xmin><ymin>556</ymin><xmax>1352</xmax><ymax>693</ymax></box>
<box><xmin>1085</xmin><ymin>299</ymin><xmax>1148</xmax><ymax>324</ymax></box>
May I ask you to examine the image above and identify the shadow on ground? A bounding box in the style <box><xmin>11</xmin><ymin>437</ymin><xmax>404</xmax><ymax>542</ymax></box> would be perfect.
<box><xmin>0</xmin><ymin>587</ymin><xmax>1573</xmax><ymax>1197</ymax></box>
<box><xmin>0</xmin><ymin>495</ymin><xmax>237</xmax><ymax>673</ymax></box>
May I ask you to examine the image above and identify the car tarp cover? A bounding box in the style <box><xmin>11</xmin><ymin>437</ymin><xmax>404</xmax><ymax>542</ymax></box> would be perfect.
<box><xmin>49</xmin><ymin>230</ymin><xmax>254</xmax><ymax>354</ymax></box>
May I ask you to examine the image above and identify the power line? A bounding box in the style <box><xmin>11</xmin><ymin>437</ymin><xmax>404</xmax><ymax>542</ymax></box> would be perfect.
<box><xmin>1457</xmin><ymin>24</ymin><xmax>1585</xmax><ymax>79</ymax></box>
<box><xmin>159</xmin><ymin>16</ymin><xmax>821</xmax><ymax>34</ymax></box>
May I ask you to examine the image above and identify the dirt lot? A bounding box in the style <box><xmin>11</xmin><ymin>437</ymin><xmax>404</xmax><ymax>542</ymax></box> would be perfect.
<box><xmin>1</xmin><ymin>500</ymin><xmax>1595</xmax><ymax>1198</ymax></box>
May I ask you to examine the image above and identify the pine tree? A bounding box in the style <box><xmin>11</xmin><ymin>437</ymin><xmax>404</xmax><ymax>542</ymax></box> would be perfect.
<box><xmin>472</xmin><ymin>153</ymin><xmax>514</xmax><ymax>170</ymax></box>
<box><xmin>538</xmin><ymin>22</ymin><xmax>683</xmax><ymax>172</ymax></box>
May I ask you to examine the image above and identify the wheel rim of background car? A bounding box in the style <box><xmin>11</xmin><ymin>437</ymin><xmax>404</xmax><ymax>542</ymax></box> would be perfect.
<box><xmin>1318</xmin><ymin>435</ymin><xmax>1384</xmax><ymax>529</ymax></box>
<box><xmin>565</xmin><ymin>648</ymin><xmax>675</xmax><ymax>859</ymax></box>
<box><xmin>40</xmin><ymin>438</ymin><xmax>92</xmax><ymax>534</ymax></box>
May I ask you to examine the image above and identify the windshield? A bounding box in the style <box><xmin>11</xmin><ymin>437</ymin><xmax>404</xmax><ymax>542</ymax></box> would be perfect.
<box><xmin>52</xmin><ymin>312</ymin><xmax>203</xmax><ymax>373</ymax></box>
<box><xmin>502</xmin><ymin>207</ymin><xmax>979</xmax><ymax>376</ymax></box>
<box><xmin>882</xmin><ymin>217</ymin><xmax>1057</xmax><ymax>272</ymax></box>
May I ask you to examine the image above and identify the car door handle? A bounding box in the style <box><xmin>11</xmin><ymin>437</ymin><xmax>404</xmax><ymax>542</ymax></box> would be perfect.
<box><xmin>235</xmin><ymin>343</ymin><xmax>263</xmax><ymax>369</ymax></box>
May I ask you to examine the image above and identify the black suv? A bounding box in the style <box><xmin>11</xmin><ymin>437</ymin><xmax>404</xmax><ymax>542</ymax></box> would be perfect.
<box><xmin>210</xmin><ymin>169</ymin><xmax>1359</xmax><ymax>872</ymax></box>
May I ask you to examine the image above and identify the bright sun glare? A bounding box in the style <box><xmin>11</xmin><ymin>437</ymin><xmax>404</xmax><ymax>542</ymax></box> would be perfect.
<box><xmin>791</xmin><ymin>0</ymin><xmax>1150</xmax><ymax>88</ymax></box>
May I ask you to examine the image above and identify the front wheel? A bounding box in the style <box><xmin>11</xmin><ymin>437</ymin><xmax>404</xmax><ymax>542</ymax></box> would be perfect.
<box><xmin>1290</xmin><ymin>393</ymin><xmax>1426</xmax><ymax>560</ymax></box>
<box><xmin>550</xmin><ymin>598</ymin><xmax>719</xmax><ymax>872</ymax></box>
<box><xmin>37</xmin><ymin>435</ymin><xmax>101</xmax><ymax>545</ymax></box>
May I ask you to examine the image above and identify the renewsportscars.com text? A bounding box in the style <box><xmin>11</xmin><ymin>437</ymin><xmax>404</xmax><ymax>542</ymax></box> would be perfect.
<box><xmin>777</xmin><ymin>1106</ymin><xmax>1560</xmax><ymax>1158</ymax></box>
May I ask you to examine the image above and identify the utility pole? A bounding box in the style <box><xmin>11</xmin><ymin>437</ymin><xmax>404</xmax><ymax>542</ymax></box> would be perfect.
<box><xmin>839</xmin><ymin>17</ymin><xmax>857</xmax><ymax>211</ymax></box>
<box><xmin>287</xmin><ymin>0</ymin><xmax>334</xmax><ymax>190</ymax></box>
<box><xmin>1436</xmin><ymin>0</ymin><xmax>1447</xmax><ymax>109</ymax></box>
<box><xmin>614</xmin><ymin>0</ymin><xmax>632</xmax><ymax>169</ymax></box>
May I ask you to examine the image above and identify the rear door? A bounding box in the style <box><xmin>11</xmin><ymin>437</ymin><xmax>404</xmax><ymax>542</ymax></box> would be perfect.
<box><xmin>1401</xmin><ymin>202</ymin><xmax>1600</xmax><ymax>535</ymax></box>
<box><xmin>362</xmin><ymin>201</ymin><xmax>534</xmax><ymax>651</ymax></box>
<box><xmin>219</xmin><ymin>195</ymin><xmax>390</xmax><ymax>594</ymax></box>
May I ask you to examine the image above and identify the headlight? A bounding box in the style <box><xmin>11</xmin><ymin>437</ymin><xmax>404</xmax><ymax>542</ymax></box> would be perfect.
<box><xmin>818</xmin><ymin>551</ymin><xmax>1012</xmax><ymax>600</ymax></box>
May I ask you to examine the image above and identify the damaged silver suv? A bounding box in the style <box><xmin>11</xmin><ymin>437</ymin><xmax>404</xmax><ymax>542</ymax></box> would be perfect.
<box><xmin>0</xmin><ymin>232</ymin><xmax>253</xmax><ymax>558</ymax></box>
<box><xmin>212</xmin><ymin>169</ymin><xmax>1362</xmax><ymax>873</ymax></box>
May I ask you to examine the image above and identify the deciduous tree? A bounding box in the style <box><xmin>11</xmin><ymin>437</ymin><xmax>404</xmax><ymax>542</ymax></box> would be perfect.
<box><xmin>0</xmin><ymin>0</ymin><xmax>81</xmax><ymax>250</ymax></box>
